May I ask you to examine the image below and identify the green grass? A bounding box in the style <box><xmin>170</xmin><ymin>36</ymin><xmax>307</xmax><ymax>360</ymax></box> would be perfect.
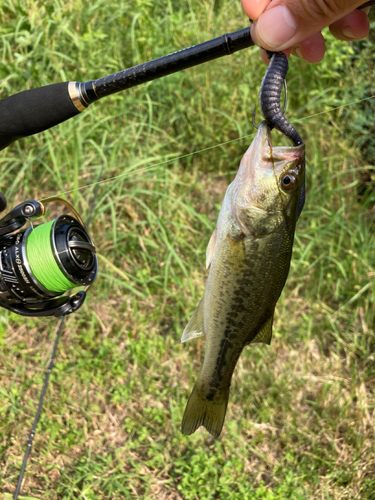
<box><xmin>0</xmin><ymin>1</ymin><xmax>375</xmax><ymax>499</ymax></box>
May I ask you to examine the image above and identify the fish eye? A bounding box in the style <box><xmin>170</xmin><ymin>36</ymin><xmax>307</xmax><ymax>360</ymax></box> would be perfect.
<box><xmin>281</xmin><ymin>173</ymin><xmax>296</xmax><ymax>191</ymax></box>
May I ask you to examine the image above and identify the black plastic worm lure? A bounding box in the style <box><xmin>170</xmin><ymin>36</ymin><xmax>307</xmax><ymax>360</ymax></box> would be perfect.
<box><xmin>259</xmin><ymin>52</ymin><xmax>305</xmax><ymax>217</ymax></box>
<box><xmin>259</xmin><ymin>52</ymin><xmax>303</xmax><ymax>146</ymax></box>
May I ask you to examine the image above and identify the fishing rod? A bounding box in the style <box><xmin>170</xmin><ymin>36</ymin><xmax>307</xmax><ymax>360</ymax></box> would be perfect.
<box><xmin>0</xmin><ymin>27</ymin><xmax>254</xmax><ymax>153</ymax></box>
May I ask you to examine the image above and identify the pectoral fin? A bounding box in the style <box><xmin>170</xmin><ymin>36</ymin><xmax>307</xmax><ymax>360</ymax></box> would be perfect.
<box><xmin>251</xmin><ymin>313</ymin><xmax>274</xmax><ymax>345</ymax></box>
<box><xmin>181</xmin><ymin>299</ymin><xmax>205</xmax><ymax>343</ymax></box>
<box><xmin>206</xmin><ymin>227</ymin><xmax>218</xmax><ymax>269</ymax></box>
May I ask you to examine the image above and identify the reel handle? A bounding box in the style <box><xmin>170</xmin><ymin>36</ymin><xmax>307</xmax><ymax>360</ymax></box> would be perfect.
<box><xmin>0</xmin><ymin>199</ymin><xmax>42</xmax><ymax>235</ymax></box>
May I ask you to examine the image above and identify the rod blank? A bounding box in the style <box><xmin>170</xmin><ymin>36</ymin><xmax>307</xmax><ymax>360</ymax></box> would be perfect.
<box><xmin>87</xmin><ymin>27</ymin><xmax>253</xmax><ymax>102</ymax></box>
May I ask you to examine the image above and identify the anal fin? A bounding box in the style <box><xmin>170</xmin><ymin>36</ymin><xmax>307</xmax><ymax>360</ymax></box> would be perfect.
<box><xmin>181</xmin><ymin>299</ymin><xmax>205</xmax><ymax>343</ymax></box>
<box><xmin>251</xmin><ymin>313</ymin><xmax>274</xmax><ymax>345</ymax></box>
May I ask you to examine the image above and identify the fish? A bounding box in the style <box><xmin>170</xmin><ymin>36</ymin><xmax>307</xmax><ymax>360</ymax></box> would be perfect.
<box><xmin>181</xmin><ymin>121</ymin><xmax>305</xmax><ymax>439</ymax></box>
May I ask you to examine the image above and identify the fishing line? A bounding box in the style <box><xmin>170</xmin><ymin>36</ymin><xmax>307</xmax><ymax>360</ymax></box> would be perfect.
<box><xmin>27</xmin><ymin>221</ymin><xmax>76</xmax><ymax>292</ymax></box>
<box><xmin>40</xmin><ymin>94</ymin><xmax>375</xmax><ymax>202</ymax></box>
<box><xmin>13</xmin><ymin>317</ymin><xmax>65</xmax><ymax>500</ymax></box>
<box><xmin>300</xmin><ymin>95</ymin><xmax>375</xmax><ymax>121</ymax></box>
<box><xmin>40</xmin><ymin>134</ymin><xmax>257</xmax><ymax>200</ymax></box>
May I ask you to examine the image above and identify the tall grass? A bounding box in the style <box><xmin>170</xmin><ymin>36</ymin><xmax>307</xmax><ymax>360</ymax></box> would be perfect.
<box><xmin>0</xmin><ymin>1</ymin><xmax>374</xmax><ymax>499</ymax></box>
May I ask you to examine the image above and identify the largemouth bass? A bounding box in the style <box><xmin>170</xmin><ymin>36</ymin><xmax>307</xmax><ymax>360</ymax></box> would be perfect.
<box><xmin>181</xmin><ymin>121</ymin><xmax>305</xmax><ymax>439</ymax></box>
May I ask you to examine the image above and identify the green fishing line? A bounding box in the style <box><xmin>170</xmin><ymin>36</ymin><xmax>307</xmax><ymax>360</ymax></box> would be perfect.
<box><xmin>26</xmin><ymin>220</ymin><xmax>76</xmax><ymax>292</ymax></box>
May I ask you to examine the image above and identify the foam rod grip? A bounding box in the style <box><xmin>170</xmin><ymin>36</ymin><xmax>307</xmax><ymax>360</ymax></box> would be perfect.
<box><xmin>0</xmin><ymin>82</ymin><xmax>81</xmax><ymax>151</ymax></box>
<box><xmin>0</xmin><ymin>192</ymin><xmax>7</xmax><ymax>212</ymax></box>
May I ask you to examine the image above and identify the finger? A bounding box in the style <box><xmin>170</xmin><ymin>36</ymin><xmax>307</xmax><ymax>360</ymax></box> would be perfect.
<box><xmin>290</xmin><ymin>32</ymin><xmax>326</xmax><ymax>63</ymax></box>
<box><xmin>241</xmin><ymin>0</ymin><xmax>270</xmax><ymax>20</ymax></box>
<box><xmin>260</xmin><ymin>47</ymin><xmax>270</xmax><ymax>65</ymax></box>
<box><xmin>251</xmin><ymin>0</ymin><xmax>369</xmax><ymax>52</ymax></box>
<box><xmin>329</xmin><ymin>9</ymin><xmax>370</xmax><ymax>41</ymax></box>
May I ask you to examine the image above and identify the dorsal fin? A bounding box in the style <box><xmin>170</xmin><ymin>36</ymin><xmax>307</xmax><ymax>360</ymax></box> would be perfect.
<box><xmin>181</xmin><ymin>299</ymin><xmax>205</xmax><ymax>343</ymax></box>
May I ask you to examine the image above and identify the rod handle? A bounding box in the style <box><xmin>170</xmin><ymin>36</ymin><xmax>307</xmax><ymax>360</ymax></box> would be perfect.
<box><xmin>0</xmin><ymin>82</ymin><xmax>83</xmax><ymax>152</ymax></box>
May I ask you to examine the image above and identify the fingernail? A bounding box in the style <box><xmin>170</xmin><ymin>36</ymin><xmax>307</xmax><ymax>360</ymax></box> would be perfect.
<box><xmin>341</xmin><ymin>26</ymin><xmax>356</xmax><ymax>39</ymax></box>
<box><xmin>256</xmin><ymin>5</ymin><xmax>297</xmax><ymax>50</ymax></box>
<box><xmin>295</xmin><ymin>47</ymin><xmax>303</xmax><ymax>59</ymax></box>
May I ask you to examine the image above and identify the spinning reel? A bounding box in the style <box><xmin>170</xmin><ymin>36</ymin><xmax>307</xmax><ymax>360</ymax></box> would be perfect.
<box><xmin>0</xmin><ymin>197</ymin><xmax>97</xmax><ymax>317</ymax></box>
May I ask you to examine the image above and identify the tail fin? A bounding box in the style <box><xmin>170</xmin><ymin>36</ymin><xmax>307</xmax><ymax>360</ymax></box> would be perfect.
<box><xmin>181</xmin><ymin>382</ymin><xmax>229</xmax><ymax>439</ymax></box>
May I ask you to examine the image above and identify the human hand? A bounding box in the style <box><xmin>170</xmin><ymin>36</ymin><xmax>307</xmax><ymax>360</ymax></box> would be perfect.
<box><xmin>241</xmin><ymin>0</ymin><xmax>371</xmax><ymax>63</ymax></box>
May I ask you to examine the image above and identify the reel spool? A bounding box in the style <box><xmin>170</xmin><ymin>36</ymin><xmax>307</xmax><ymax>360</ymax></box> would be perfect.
<box><xmin>0</xmin><ymin>197</ymin><xmax>97</xmax><ymax>317</ymax></box>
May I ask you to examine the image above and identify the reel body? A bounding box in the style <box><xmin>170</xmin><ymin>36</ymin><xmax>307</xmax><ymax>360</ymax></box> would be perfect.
<box><xmin>0</xmin><ymin>199</ymin><xmax>97</xmax><ymax>317</ymax></box>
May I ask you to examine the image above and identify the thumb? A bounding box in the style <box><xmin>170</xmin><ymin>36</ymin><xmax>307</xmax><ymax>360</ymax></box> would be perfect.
<box><xmin>251</xmin><ymin>0</ymin><xmax>367</xmax><ymax>51</ymax></box>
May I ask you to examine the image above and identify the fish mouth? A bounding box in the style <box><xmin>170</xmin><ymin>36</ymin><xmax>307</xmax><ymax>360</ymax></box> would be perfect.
<box><xmin>257</xmin><ymin>121</ymin><xmax>304</xmax><ymax>168</ymax></box>
<box><xmin>241</xmin><ymin>121</ymin><xmax>304</xmax><ymax>182</ymax></box>
<box><xmin>229</xmin><ymin>120</ymin><xmax>305</xmax><ymax>234</ymax></box>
